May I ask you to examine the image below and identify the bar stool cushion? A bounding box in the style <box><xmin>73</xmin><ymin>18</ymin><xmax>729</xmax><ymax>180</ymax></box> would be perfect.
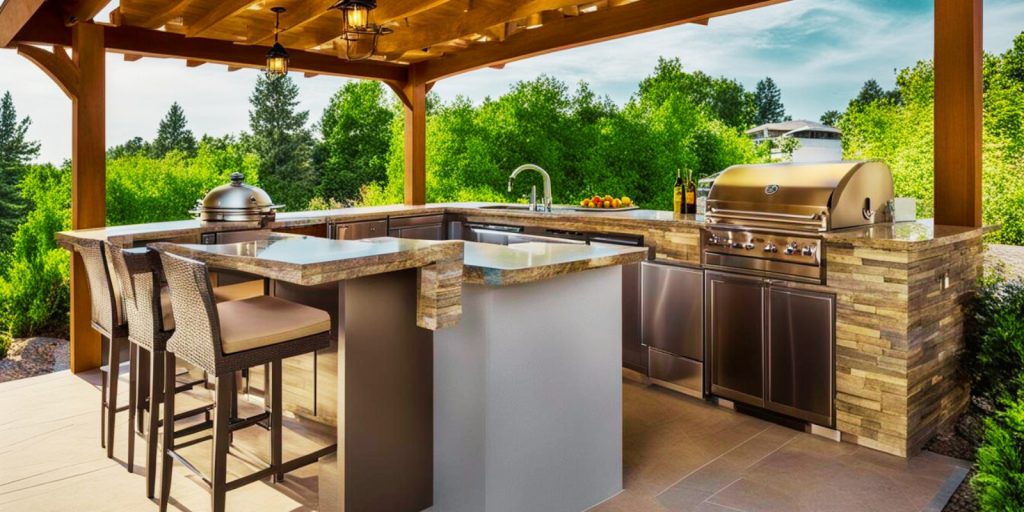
<box><xmin>217</xmin><ymin>296</ymin><xmax>330</xmax><ymax>354</ymax></box>
<box><xmin>213</xmin><ymin>280</ymin><xmax>265</xmax><ymax>303</ymax></box>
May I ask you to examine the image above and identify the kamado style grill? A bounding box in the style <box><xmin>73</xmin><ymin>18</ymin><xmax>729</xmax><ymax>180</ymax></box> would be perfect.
<box><xmin>191</xmin><ymin>172</ymin><xmax>283</xmax><ymax>225</ymax></box>
<box><xmin>702</xmin><ymin>161</ymin><xmax>894</xmax><ymax>284</ymax></box>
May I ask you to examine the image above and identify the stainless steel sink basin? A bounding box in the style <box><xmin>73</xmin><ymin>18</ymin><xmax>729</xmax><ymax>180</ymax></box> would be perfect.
<box><xmin>479</xmin><ymin>204</ymin><xmax>578</xmax><ymax>213</ymax></box>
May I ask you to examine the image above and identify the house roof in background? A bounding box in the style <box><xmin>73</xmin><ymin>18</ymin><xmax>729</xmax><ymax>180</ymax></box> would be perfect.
<box><xmin>746</xmin><ymin>119</ymin><xmax>841</xmax><ymax>136</ymax></box>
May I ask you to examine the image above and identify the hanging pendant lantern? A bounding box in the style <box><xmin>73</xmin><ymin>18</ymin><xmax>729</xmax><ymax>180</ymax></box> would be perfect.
<box><xmin>266</xmin><ymin>7</ymin><xmax>289</xmax><ymax>75</ymax></box>
<box><xmin>328</xmin><ymin>0</ymin><xmax>392</xmax><ymax>61</ymax></box>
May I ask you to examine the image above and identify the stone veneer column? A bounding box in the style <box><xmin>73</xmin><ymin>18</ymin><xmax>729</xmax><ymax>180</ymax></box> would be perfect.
<box><xmin>828</xmin><ymin>235</ymin><xmax>983</xmax><ymax>457</ymax></box>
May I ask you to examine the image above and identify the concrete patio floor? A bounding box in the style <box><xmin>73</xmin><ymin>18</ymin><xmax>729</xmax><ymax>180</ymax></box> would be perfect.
<box><xmin>0</xmin><ymin>369</ymin><xmax>968</xmax><ymax>511</ymax></box>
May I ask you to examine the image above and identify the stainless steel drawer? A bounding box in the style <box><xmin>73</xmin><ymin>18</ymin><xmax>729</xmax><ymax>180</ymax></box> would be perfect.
<box><xmin>336</xmin><ymin>220</ymin><xmax>387</xmax><ymax>240</ymax></box>
<box><xmin>389</xmin><ymin>214</ymin><xmax>445</xmax><ymax>228</ymax></box>
<box><xmin>649</xmin><ymin>348</ymin><xmax>703</xmax><ymax>398</ymax></box>
<box><xmin>641</xmin><ymin>262</ymin><xmax>703</xmax><ymax>361</ymax></box>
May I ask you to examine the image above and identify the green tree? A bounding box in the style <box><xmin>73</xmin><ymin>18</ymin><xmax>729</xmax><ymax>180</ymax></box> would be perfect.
<box><xmin>150</xmin><ymin>102</ymin><xmax>197</xmax><ymax>158</ymax></box>
<box><xmin>849</xmin><ymin>79</ymin><xmax>902</xmax><ymax>109</ymax></box>
<box><xmin>637</xmin><ymin>58</ymin><xmax>756</xmax><ymax>129</ymax></box>
<box><xmin>819</xmin><ymin>110</ymin><xmax>842</xmax><ymax>127</ymax></box>
<box><xmin>754</xmin><ymin>77</ymin><xmax>786</xmax><ymax>124</ymax></box>
<box><xmin>108</xmin><ymin>136</ymin><xmax>150</xmax><ymax>159</ymax></box>
<box><xmin>244</xmin><ymin>73</ymin><xmax>315</xmax><ymax>211</ymax></box>
<box><xmin>313</xmin><ymin>81</ymin><xmax>395</xmax><ymax>204</ymax></box>
<box><xmin>0</xmin><ymin>91</ymin><xmax>40</xmax><ymax>248</ymax></box>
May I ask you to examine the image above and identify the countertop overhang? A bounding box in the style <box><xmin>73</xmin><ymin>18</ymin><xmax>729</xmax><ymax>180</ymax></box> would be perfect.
<box><xmin>463</xmin><ymin>241</ymin><xmax>648</xmax><ymax>286</ymax></box>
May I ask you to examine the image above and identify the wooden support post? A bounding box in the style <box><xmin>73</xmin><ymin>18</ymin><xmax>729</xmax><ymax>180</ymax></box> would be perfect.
<box><xmin>402</xmin><ymin>82</ymin><xmax>427</xmax><ymax>206</ymax></box>
<box><xmin>933</xmin><ymin>0</ymin><xmax>982</xmax><ymax>227</ymax></box>
<box><xmin>71</xmin><ymin>22</ymin><xmax>106</xmax><ymax>372</ymax></box>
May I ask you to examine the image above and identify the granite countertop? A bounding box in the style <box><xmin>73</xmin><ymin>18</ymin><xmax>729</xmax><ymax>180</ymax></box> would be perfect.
<box><xmin>823</xmin><ymin>219</ymin><xmax>991</xmax><ymax>250</ymax></box>
<box><xmin>150</xmin><ymin>234</ymin><xmax>462</xmax><ymax>287</ymax></box>
<box><xmin>463</xmin><ymin>242</ymin><xmax>648</xmax><ymax>286</ymax></box>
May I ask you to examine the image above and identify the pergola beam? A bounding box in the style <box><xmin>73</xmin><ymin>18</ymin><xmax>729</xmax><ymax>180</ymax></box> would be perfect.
<box><xmin>0</xmin><ymin>0</ymin><xmax>45</xmax><ymax>46</ymax></box>
<box><xmin>62</xmin><ymin>0</ymin><xmax>112</xmax><ymax>26</ymax></box>
<box><xmin>933</xmin><ymin>0</ymin><xmax>982</xmax><ymax>227</ymax></box>
<box><xmin>13</xmin><ymin>9</ymin><xmax>409</xmax><ymax>82</ymax></box>
<box><xmin>416</xmin><ymin>0</ymin><xmax>784</xmax><ymax>83</ymax></box>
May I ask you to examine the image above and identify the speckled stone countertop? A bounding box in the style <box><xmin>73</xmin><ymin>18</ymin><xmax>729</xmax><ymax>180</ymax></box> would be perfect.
<box><xmin>463</xmin><ymin>242</ymin><xmax>648</xmax><ymax>286</ymax></box>
<box><xmin>150</xmin><ymin>235</ymin><xmax>465</xmax><ymax>330</ymax></box>
<box><xmin>56</xmin><ymin>203</ymin><xmax>988</xmax><ymax>253</ymax></box>
<box><xmin>824</xmin><ymin>219</ymin><xmax>991</xmax><ymax>250</ymax></box>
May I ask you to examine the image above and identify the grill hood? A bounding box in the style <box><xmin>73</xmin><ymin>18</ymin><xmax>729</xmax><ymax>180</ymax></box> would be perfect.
<box><xmin>706</xmin><ymin>161</ymin><xmax>894</xmax><ymax>232</ymax></box>
<box><xmin>190</xmin><ymin>173</ymin><xmax>283</xmax><ymax>224</ymax></box>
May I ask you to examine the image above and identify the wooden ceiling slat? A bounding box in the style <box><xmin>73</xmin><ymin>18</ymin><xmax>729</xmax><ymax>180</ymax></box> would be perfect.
<box><xmin>377</xmin><ymin>0</ymin><xmax>582</xmax><ymax>57</ymax></box>
<box><xmin>63</xmin><ymin>0</ymin><xmax>113</xmax><ymax>25</ymax></box>
<box><xmin>416</xmin><ymin>0</ymin><xmax>785</xmax><ymax>83</ymax></box>
<box><xmin>134</xmin><ymin>0</ymin><xmax>192</xmax><ymax>29</ymax></box>
<box><xmin>185</xmin><ymin>0</ymin><xmax>259</xmax><ymax>38</ymax></box>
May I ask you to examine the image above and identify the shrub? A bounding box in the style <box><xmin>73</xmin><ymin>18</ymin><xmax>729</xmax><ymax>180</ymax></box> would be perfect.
<box><xmin>0</xmin><ymin>331</ymin><xmax>10</xmax><ymax>359</ymax></box>
<box><xmin>963</xmin><ymin>273</ymin><xmax>1024</xmax><ymax>402</ymax></box>
<box><xmin>0</xmin><ymin>249</ymin><xmax>70</xmax><ymax>337</ymax></box>
<box><xmin>973</xmin><ymin>397</ymin><xmax>1024</xmax><ymax>510</ymax></box>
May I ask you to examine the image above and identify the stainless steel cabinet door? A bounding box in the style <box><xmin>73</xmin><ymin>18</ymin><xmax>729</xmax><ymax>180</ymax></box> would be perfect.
<box><xmin>767</xmin><ymin>287</ymin><xmax>835</xmax><ymax>426</ymax></box>
<box><xmin>338</xmin><ymin>220</ymin><xmax>387</xmax><ymax>240</ymax></box>
<box><xmin>706</xmin><ymin>271</ymin><xmax>765</xmax><ymax>407</ymax></box>
<box><xmin>393</xmin><ymin>224</ymin><xmax>444</xmax><ymax>240</ymax></box>
<box><xmin>641</xmin><ymin>262</ymin><xmax>703</xmax><ymax>361</ymax></box>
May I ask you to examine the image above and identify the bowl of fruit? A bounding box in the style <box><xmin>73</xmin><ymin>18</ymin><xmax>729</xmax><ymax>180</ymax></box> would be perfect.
<box><xmin>577</xmin><ymin>195</ymin><xmax>637</xmax><ymax>211</ymax></box>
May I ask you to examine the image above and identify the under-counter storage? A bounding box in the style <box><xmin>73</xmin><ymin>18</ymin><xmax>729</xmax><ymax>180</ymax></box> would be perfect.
<box><xmin>332</xmin><ymin>219</ymin><xmax>387</xmax><ymax>240</ymax></box>
<box><xmin>705</xmin><ymin>270</ymin><xmax>835</xmax><ymax>427</ymax></box>
<box><xmin>389</xmin><ymin>214</ymin><xmax>445</xmax><ymax>240</ymax></box>
<box><xmin>641</xmin><ymin>262</ymin><xmax>704</xmax><ymax>397</ymax></box>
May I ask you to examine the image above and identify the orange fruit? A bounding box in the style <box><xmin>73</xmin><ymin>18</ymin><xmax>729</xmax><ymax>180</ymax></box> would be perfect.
<box><xmin>593</xmin><ymin>200</ymin><xmax>602</xmax><ymax>208</ymax></box>
<box><xmin>603</xmin><ymin>195</ymin><xmax>613</xmax><ymax>203</ymax></box>
<box><xmin>621</xmin><ymin>196</ymin><xmax>632</xmax><ymax>206</ymax></box>
<box><xmin>592</xmin><ymin>195</ymin><xmax>602</xmax><ymax>204</ymax></box>
<box><xmin>603</xmin><ymin>201</ymin><xmax>612</xmax><ymax>208</ymax></box>
<box><xmin>613</xmin><ymin>199</ymin><xmax>622</xmax><ymax>208</ymax></box>
<box><xmin>580</xmin><ymin>199</ymin><xmax>589</xmax><ymax>207</ymax></box>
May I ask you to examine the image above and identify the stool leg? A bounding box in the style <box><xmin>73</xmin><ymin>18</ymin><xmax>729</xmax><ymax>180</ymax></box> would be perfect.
<box><xmin>158</xmin><ymin>353</ymin><xmax>176</xmax><ymax>512</ymax></box>
<box><xmin>146</xmin><ymin>349</ymin><xmax>164</xmax><ymax>500</ymax></box>
<box><xmin>106</xmin><ymin>337</ymin><xmax>122</xmax><ymax>460</ymax></box>
<box><xmin>137</xmin><ymin>347</ymin><xmax>150</xmax><ymax>434</ymax></box>
<box><xmin>100</xmin><ymin>367</ymin><xmax>107</xmax><ymax>449</ymax></box>
<box><xmin>212</xmin><ymin>376</ymin><xmax>232</xmax><ymax>512</ymax></box>
<box><xmin>271</xmin><ymin>359</ymin><xmax>283</xmax><ymax>483</ymax></box>
<box><xmin>127</xmin><ymin>343</ymin><xmax>137</xmax><ymax>473</ymax></box>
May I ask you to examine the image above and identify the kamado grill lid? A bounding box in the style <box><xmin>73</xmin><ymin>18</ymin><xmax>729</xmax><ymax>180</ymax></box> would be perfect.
<box><xmin>191</xmin><ymin>172</ymin><xmax>283</xmax><ymax>222</ymax></box>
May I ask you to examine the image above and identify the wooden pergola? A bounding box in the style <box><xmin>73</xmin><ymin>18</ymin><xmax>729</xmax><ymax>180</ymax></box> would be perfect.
<box><xmin>0</xmin><ymin>0</ymin><xmax>982</xmax><ymax>373</ymax></box>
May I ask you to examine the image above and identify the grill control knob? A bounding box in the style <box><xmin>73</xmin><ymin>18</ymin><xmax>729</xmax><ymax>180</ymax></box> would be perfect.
<box><xmin>743</xmin><ymin>242</ymin><xmax>755</xmax><ymax>250</ymax></box>
<box><xmin>764</xmin><ymin>242</ymin><xmax>778</xmax><ymax>253</ymax></box>
<box><xmin>708</xmin><ymin>234</ymin><xmax>721</xmax><ymax>245</ymax></box>
<box><xmin>731</xmin><ymin>242</ymin><xmax>743</xmax><ymax>249</ymax></box>
<box><xmin>801</xmin><ymin>245</ymin><xmax>816</xmax><ymax>256</ymax></box>
<box><xmin>783</xmin><ymin>242</ymin><xmax>799</xmax><ymax>255</ymax></box>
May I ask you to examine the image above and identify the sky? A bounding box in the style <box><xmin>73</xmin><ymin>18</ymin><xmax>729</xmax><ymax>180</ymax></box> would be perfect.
<box><xmin>2</xmin><ymin>0</ymin><xmax>1023</xmax><ymax>165</ymax></box>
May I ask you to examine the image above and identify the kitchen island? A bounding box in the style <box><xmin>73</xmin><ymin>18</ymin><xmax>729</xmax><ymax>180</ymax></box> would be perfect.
<box><xmin>434</xmin><ymin>242</ymin><xmax>646</xmax><ymax>512</ymax></box>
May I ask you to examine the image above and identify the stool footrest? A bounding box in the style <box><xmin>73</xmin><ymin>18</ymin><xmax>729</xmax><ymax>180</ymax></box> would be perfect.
<box><xmin>168</xmin><ymin>448</ymin><xmax>211</xmax><ymax>486</ymax></box>
<box><xmin>229</xmin><ymin>412</ymin><xmax>270</xmax><ymax>432</ymax></box>
<box><xmin>173</xmin><ymin>419</ymin><xmax>214</xmax><ymax>440</ymax></box>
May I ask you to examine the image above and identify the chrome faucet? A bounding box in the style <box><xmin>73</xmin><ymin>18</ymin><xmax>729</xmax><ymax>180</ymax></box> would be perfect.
<box><xmin>507</xmin><ymin>164</ymin><xmax>553</xmax><ymax>212</ymax></box>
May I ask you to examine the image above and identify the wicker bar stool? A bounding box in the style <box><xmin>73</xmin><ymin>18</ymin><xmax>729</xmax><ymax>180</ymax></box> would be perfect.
<box><xmin>106</xmin><ymin>244</ymin><xmax>220</xmax><ymax>497</ymax></box>
<box><xmin>156</xmin><ymin>250</ymin><xmax>335</xmax><ymax>512</ymax></box>
<box><xmin>74</xmin><ymin>240</ymin><xmax>131</xmax><ymax>461</ymax></box>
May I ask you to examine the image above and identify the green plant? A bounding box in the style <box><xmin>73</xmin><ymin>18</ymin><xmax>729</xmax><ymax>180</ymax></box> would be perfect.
<box><xmin>0</xmin><ymin>330</ymin><xmax>10</xmax><ymax>359</ymax></box>
<box><xmin>964</xmin><ymin>273</ymin><xmax>1024</xmax><ymax>402</ymax></box>
<box><xmin>973</xmin><ymin>397</ymin><xmax>1024</xmax><ymax>511</ymax></box>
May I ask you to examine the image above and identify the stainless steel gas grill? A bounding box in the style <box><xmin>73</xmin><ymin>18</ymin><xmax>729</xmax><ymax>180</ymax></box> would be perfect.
<box><xmin>702</xmin><ymin>161</ymin><xmax>894</xmax><ymax>284</ymax></box>
<box><xmin>702</xmin><ymin>160</ymin><xmax>894</xmax><ymax>428</ymax></box>
<box><xmin>191</xmin><ymin>172</ymin><xmax>283</xmax><ymax>225</ymax></box>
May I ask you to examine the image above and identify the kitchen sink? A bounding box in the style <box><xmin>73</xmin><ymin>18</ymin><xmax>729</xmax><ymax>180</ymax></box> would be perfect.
<box><xmin>479</xmin><ymin>204</ymin><xmax>579</xmax><ymax>213</ymax></box>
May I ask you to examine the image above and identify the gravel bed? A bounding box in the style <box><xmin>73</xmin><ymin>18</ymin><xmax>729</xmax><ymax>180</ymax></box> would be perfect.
<box><xmin>987</xmin><ymin>244</ymin><xmax>1024</xmax><ymax>279</ymax></box>
<box><xmin>0</xmin><ymin>337</ymin><xmax>70</xmax><ymax>383</ymax></box>
<box><xmin>925</xmin><ymin>396</ymin><xmax>993</xmax><ymax>512</ymax></box>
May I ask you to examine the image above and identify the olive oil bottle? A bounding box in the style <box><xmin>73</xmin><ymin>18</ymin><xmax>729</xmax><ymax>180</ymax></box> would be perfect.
<box><xmin>673</xmin><ymin>169</ymin><xmax>684</xmax><ymax>215</ymax></box>
<box><xmin>685</xmin><ymin>169</ymin><xmax>697</xmax><ymax>214</ymax></box>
